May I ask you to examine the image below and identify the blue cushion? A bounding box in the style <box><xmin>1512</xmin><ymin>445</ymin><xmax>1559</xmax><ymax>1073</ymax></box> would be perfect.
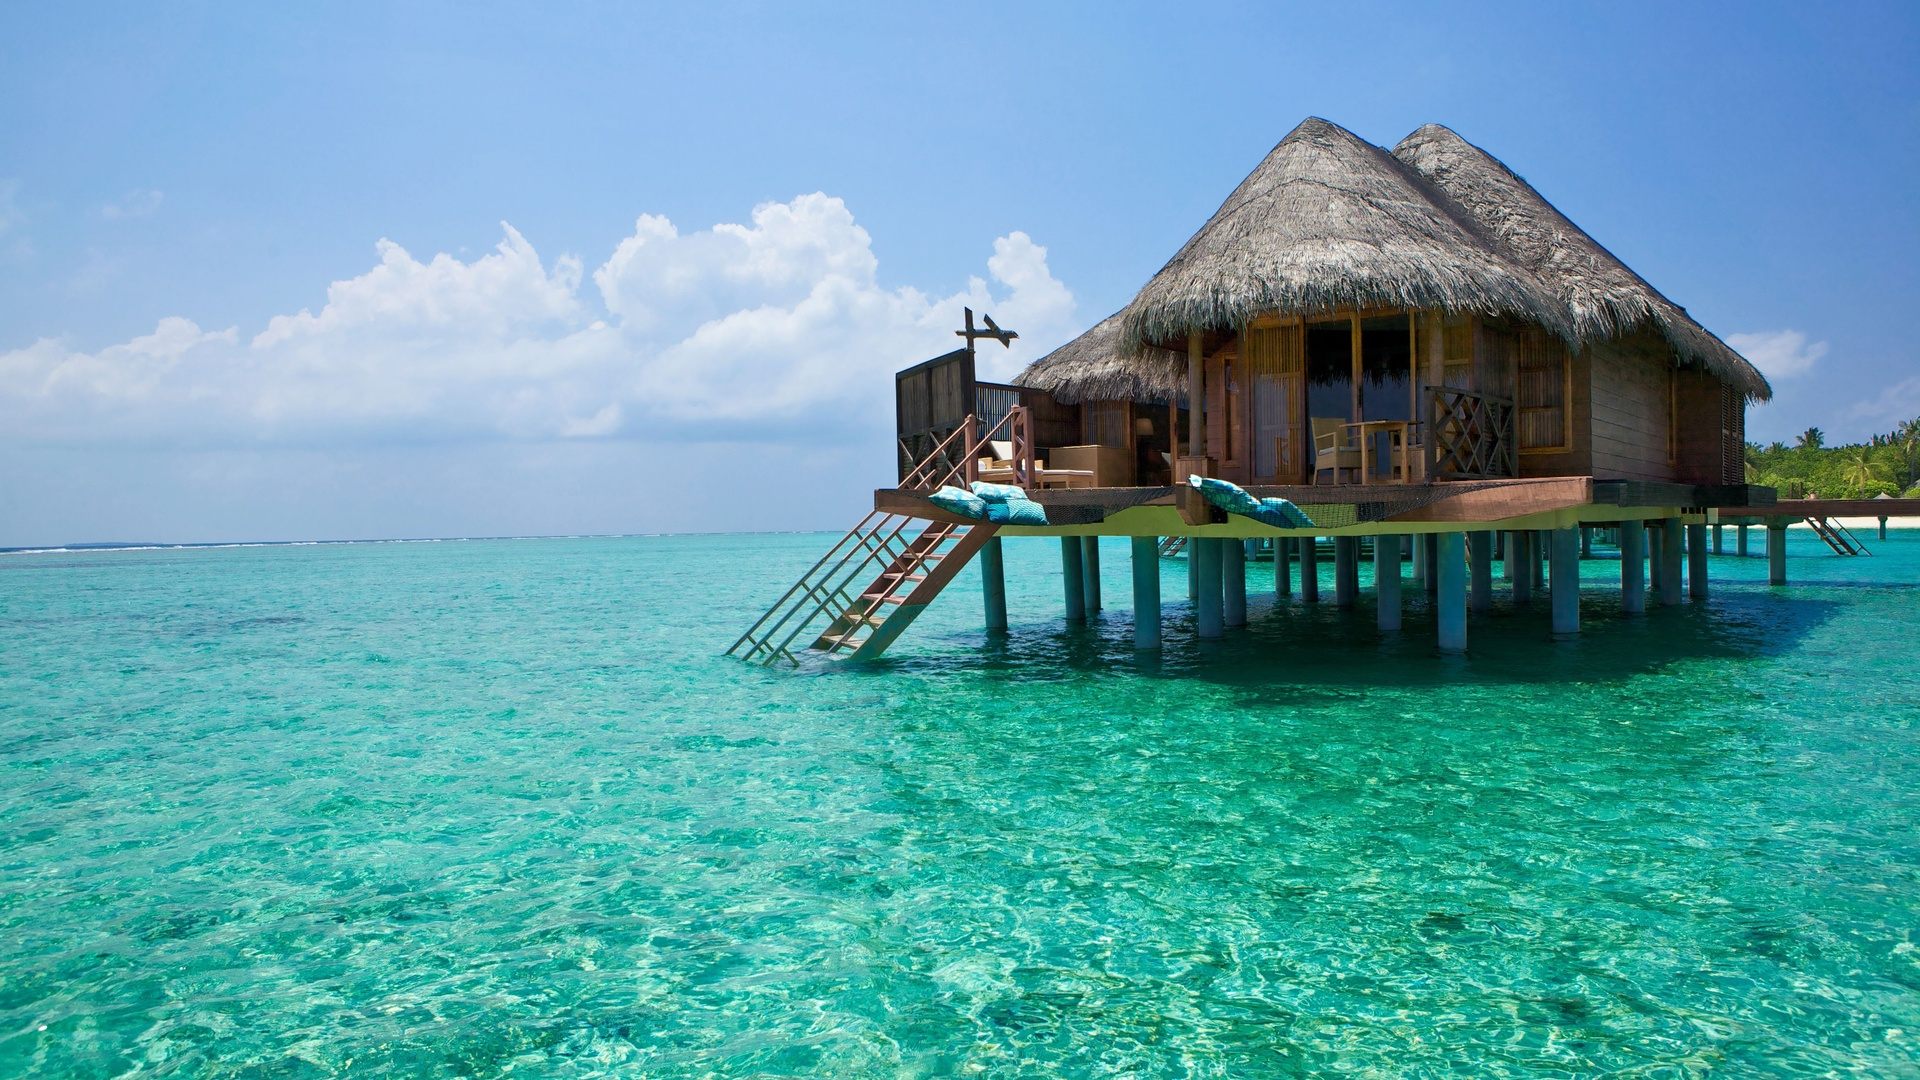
<box><xmin>1188</xmin><ymin>474</ymin><xmax>1315</xmax><ymax>528</ymax></box>
<box><xmin>969</xmin><ymin>481</ymin><xmax>1029</xmax><ymax>503</ymax></box>
<box><xmin>984</xmin><ymin>498</ymin><xmax>1048</xmax><ymax>525</ymax></box>
<box><xmin>927</xmin><ymin>485</ymin><xmax>987</xmax><ymax>519</ymax></box>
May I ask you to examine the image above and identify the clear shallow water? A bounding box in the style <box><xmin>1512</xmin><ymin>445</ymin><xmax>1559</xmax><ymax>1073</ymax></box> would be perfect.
<box><xmin>2</xmin><ymin>528</ymin><xmax>1917</xmax><ymax>1077</ymax></box>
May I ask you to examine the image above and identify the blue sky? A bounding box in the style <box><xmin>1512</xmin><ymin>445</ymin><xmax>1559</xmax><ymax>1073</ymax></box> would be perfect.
<box><xmin>2</xmin><ymin>1</ymin><xmax>1915</xmax><ymax>545</ymax></box>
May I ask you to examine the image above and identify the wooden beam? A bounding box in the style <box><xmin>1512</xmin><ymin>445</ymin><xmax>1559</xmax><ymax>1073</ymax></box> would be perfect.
<box><xmin>1187</xmin><ymin>330</ymin><xmax>1205</xmax><ymax>458</ymax></box>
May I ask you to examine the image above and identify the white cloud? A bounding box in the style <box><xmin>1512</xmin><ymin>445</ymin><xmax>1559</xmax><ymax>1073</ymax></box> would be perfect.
<box><xmin>1726</xmin><ymin>329</ymin><xmax>1826</xmax><ymax>380</ymax></box>
<box><xmin>0</xmin><ymin>195</ymin><xmax>1077</xmax><ymax>446</ymax></box>
<box><xmin>1846</xmin><ymin>374</ymin><xmax>1920</xmax><ymax>429</ymax></box>
<box><xmin>100</xmin><ymin>188</ymin><xmax>164</xmax><ymax>220</ymax></box>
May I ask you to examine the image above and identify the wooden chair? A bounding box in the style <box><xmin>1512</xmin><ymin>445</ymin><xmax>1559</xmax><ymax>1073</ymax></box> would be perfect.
<box><xmin>976</xmin><ymin>440</ymin><xmax>1096</xmax><ymax>489</ymax></box>
<box><xmin>1312</xmin><ymin>417</ymin><xmax>1362</xmax><ymax>484</ymax></box>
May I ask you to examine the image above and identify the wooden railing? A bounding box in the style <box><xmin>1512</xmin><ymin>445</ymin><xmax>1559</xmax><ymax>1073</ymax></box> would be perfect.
<box><xmin>1424</xmin><ymin>385</ymin><xmax>1515</xmax><ymax>480</ymax></box>
<box><xmin>898</xmin><ymin>406</ymin><xmax>1035</xmax><ymax>491</ymax></box>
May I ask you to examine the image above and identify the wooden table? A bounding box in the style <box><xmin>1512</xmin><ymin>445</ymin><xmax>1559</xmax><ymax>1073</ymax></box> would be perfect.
<box><xmin>1344</xmin><ymin>420</ymin><xmax>1412</xmax><ymax>485</ymax></box>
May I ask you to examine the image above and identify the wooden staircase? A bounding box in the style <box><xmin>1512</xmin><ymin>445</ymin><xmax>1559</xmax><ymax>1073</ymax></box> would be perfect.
<box><xmin>729</xmin><ymin>406</ymin><xmax>1031</xmax><ymax>666</ymax></box>
<box><xmin>1805</xmin><ymin>516</ymin><xmax>1870</xmax><ymax>556</ymax></box>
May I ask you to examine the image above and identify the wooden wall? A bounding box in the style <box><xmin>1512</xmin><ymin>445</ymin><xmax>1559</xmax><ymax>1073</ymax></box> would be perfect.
<box><xmin>1518</xmin><ymin>347</ymin><xmax>1592</xmax><ymax>478</ymax></box>
<box><xmin>1671</xmin><ymin>369</ymin><xmax>1736</xmax><ymax>485</ymax></box>
<box><xmin>1585</xmin><ymin>334</ymin><xmax>1675</xmax><ymax>483</ymax></box>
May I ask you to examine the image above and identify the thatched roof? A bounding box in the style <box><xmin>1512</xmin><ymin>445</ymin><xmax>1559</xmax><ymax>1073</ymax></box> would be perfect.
<box><xmin>1013</xmin><ymin>310</ymin><xmax>1187</xmax><ymax>405</ymax></box>
<box><xmin>1119</xmin><ymin>117</ymin><xmax>1572</xmax><ymax>354</ymax></box>
<box><xmin>1393</xmin><ymin>123</ymin><xmax>1770</xmax><ymax>400</ymax></box>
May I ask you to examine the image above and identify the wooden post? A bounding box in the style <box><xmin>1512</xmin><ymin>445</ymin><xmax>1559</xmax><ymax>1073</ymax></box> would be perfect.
<box><xmin>1334</xmin><ymin>536</ymin><xmax>1358</xmax><ymax>608</ymax></box>
<box><xmin>1580</xmin><ymin>526</ymin><xmax>1593</xmax><ymax>559</ymax></box>
<box><xmin>1502</xmin><ymin>530</ymin><xmax>1516</xmax><ymax>581</ymax></box>
<box><xmin>1196</xmin><ymin>537</ymin><xmax>1224</xmax><ymax>638</ymax></box>
<box><xmin>1712</xmin><ymin>523</ymin><xmax>1724</xmax><ymax>554</ymax></box>
<box><xmin>980</xmin><ymin>536</ymin><xmax>1007</xmax><ymax>632</ymax></box>
<box><xmin>1224</xmin><ymin>538</ymin><xmax>1247</xmax><ymax>627</ymax></box>
<box><xmin>1880</xmin><ymin>516</ymin><xmax>1890</xmax><ymax>541</ymax></box>
<box><xmin>1687</xmin><ymin>523</ymin><xmax>1709</xmax><ymax>601</ymax></box>
<box><xmin>1512</xmin><ymin>531</ymin><xmax>1533</xmax><ymax>604</ymax></box>
<box><xmin>1425</xmin><ymin>534</ymin><xmax>1440</xmax><ymax>596</ymax></box>
<box><xmin>1376</xmin><ymin>534</ymin><xmax>1402</xmax><ymax>631</ymax></box>
<box><xmin>1080</xmin><ymin>536</ymin><xmax>1102</xmax><ymax>613</ymax></box>
<box><xmin>1436</xmin><ymin>532</ymin><xmax>1467</xmax><ymax>653</ymax></box>
<box><xmin>1647</xmin><ymin>524</ymin><xmax>1664</xmax><ymax>596</ymax></box>
<box><xmin>1468</xmin><ymin>531</ymin><xmax>1493</xmax><ymax>612</ymax></box>
<box><xmin>1737</xmin><ymin>523</ymin><xmax>1749</xmax><ymax>557</ymax></box>
<box><xmin>1131</xmin><ymin>536</ymin><xmax>1161</xmax><ymax>650</ymax></box>
<box><xmin>1300</xmin><ymin>537</ymin><xmax>1320</xmax><ymax>603</ymax></box>
<box><xmin>1768</xmin><ymin>523</ymin><xmax>1787</xmax><ymax>585</ymax></box>
<box><xmin>1410</xmin><ymin>531</ymin><xmax>1428</xmax><ymax>590</ymax></box>
<box><xmin>1187</xmin><ymin>330</ymin><xmax>1205</xmax><ymax>459</ymax></box>
<box><xmin>1274</xmin><ymin>536</ymin><xmax>1292</xmax><ymax>596</ymax></box>
<box><xmin>1061</xmin><ymin>537</ymin><xmax>1086</xmax><ymax>621</ymax></box>
<box><xmin>1550</xmin><ymin>526</ymin><xmax>1580</xmax><ymax>636</ymax></box>
<box><xmin>1530</xmin><ymin>530</ymin><xmax>1547</xmax><ymax>593</ymax></box>
<box><xmin>1620</xmin><ymin>520</ymin><xmax>1646</xmax><ymax>614</ymax></box>
<box><xmin>1659</xmin><ymin>519</ymin><xmax>1684</xmax><ymax>606</ymax></box>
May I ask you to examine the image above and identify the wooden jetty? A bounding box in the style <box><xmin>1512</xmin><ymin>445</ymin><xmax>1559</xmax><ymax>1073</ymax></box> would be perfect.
<box><xmin>730</xmin><ymin>118</ymin><xmax>1897</xmax><ymax>665</ymax></box>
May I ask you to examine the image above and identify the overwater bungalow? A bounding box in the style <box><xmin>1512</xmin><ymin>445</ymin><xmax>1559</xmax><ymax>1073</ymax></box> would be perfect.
<box><xmin>731</xmin><ymin>118</ymin><xmax>1779</xmax><ymax>664</ymax></box>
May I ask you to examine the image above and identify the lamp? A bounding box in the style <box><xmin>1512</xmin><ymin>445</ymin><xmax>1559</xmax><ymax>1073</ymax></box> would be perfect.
<box><xmin>1134</xmin><ymin>417</ymin><xmax>1155</xmax><ymax>437</ymax></box>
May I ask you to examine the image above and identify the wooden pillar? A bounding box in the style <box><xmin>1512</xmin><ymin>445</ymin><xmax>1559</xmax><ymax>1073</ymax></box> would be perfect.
<box><xmin>1061</xmin><ymin>537</ymin><xmax>1085</xmax><ymax>622</ymax></box>
<box><xmin>1131</xmin><ymin>536</ymin><xmax>1161</xmax><ymax>650</ymax></box>
<box><xmin>1467</xmin><ymin>531</ymin><xmax>1493</xmax><ymax>612</ymax></box>
<box><xmin>1658</xmin><ymin>519</ymin><xmax>1684</xmax><ymax>606</ymax></box>
<box><xmin>1274</xmin><ymin>537</ymin><xmax>1292</xmax><ymax>596</ymax></box>
<box><xmin>1376</xmin><ymin>534</ymin><xmax>1402</xmax><ymax>631</ymax></box>
<box><xmin>1768</xmin><ymin>523</ymin><xmax>1788</xmax><ymax>585</ymax></box>
<box><xmin>1550</xmin><ymin>526</ymin><xmax>1580</xmax><ymax>636</ymax></box>
<box><xmin>1712</xmin><ymin>523</ymin><xmax>1724</xmax><ymax>555</ymax></box>
<box><xmin>1300</xmin><ymin>537</ymin><xmax>1320</xmax><ymax>603</ymax></box>
<box><xmin>1410</xmin><ymin>531</ymin><xmax>1428</xmax><ymax>590</ymax></box>
<box><xmin>1880</xmin><ymin>516</ymin><xmax>1889</xmax><ymax>541</ymax></box>
<box><xmin>1530</xmin><ymin>530</ymin><xmax>1547</xmax><ymax>592</ymax></box>
<box><xmin>1334</xmin><ymin>536</ymin><xmax>1358</xmax><ymax>608</ymax></box>
<box><xmin>1647</xmin><ymin>524</ymin><xmax>1664</xmax><ymax>596</ymax></box>
<box><xmin>980</xmin><ymin>536</ymin><xmax>1007</xmax><ymax>632</ymax></box>
<box><xmin>1196</xmin><ymin>537</ymin><xmax>1224</xmax><ymax>637</ymax></box>
<box><xmin>1580</xmin><ymin>526</ymin><xmax>1593</xmax><ymax>559</ymax></box>
<box><xmin>1620</xmin><ymin>520</ymin><xmax>1646</xmax><ymax>614</ymax></box>
<box><xmin>1502</xmin><ymin>530</ymin><xmax>1517</xmax><ymax>581</ymax></box>
<box><xmin>1187</xmin><ymin>330</ymin><xmax>1205</xmax><ymax>459</ymax></box>
<box><xmin>1080</xmin><ymin>536</ymin><xmax>1102</xmax><ymax>613</ymax></box>
<box><xmin>1436</xmin><ymin>532</ymin><xmax>1467</xmax><ymax>653</ymax></box>
<box><xmin>1737</xmin><ymin>523</ymin><xmax>1749</xmax><ymax>557</ymax></box>
<box><xmin>1511</xmin><ymin>531</ymin><xmax>1533</xmax><ymax>604</ymax></box>
<box><xmin>1424</xmin><ymin>534</ymin><xmax>1440</xmax><ymax>596</ymax></box>
<box><xmin>1687</xmin><ymin>523</ymin><xmax>1709</xmax><ymax>601</ymax></box>
<box><xmin>1224</xmin><ymin>538</ymin><xmax>1248</xmax><ymax>627</ymax></box>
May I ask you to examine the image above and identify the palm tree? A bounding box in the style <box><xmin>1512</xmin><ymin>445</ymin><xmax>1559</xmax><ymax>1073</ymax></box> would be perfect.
<box><xmin>1797</xmin><ymin>426</ymin><xmax>1825</xmax><ymax>450</ymax></box>
<box><xmin>1839</xmin><ymin>445</ymin><xmax>1887</xmax><ymax>492</ymax></box>
<box><xmin>1894</xmin><ymin>417</ymin><xmax>1920</xmax><ymax>492</ymax></box>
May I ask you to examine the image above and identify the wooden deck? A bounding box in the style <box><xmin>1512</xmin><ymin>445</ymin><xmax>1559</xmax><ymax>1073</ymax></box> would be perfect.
<box><xmin>1720</xmin><ymin>498</ymin><xmax>1920</xmax><ymax>519</ymax></box>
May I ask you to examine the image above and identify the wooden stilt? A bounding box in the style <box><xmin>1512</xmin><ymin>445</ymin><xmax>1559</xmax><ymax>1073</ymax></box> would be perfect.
<box><xmin>1274</xmin><ymin>536</ymin><xmax>1292</xmax><ymax>596</ymax></box>
<box><xmin>1196</xmin><ymin>538</ymin><xmax>1224</xmax><ymax>637</ymax></box>
<box><xmin>1300</xmin><ymin>537</ymin><xmax>1320</xmax><ymax>603</ymax></box>
<box><xmin>1080</xmin><ymin>536</ymin><xmax>1102</xmax><ymax>613</ymax></box>
<box><xmin>1687</xmin><ymin>523</ymin><xmax>1709</xmax><ymax>601</ymax></box>
<box><xmin>1334</xmin><ymin>536</ymin><xmax>1358</xmax><ymax>608</ymax></box>
<box><xmin>1712</xmin><ymin>523</ymin><xmax>1724</xmax><ymax>555</ymax></box>
<box><xmin>1468</xmin><ymin>531</ymin><xmax>1492</xmax><ymax>612</ymax></box>
<box><xmin>980</xmin><ymin>536</ymin><xmax>1007</xmax><ymax>632</ymax></box>
<box><xmin>1768</xmin><ymin>523</ymin><xmax>1787</xmax><ymax>585</ymax></box>
<box><xmin>1620</xmin><ymin>520</ymin><xmax>1646</xmax><ymax>614</ymax></box>
<box><xmin>1436</xmin><ymin>532</ymin><xmax>1467</xmax><ymax>653</ymax></box>
<box><xmin>1512</xmin><ymin>531</ymin><xmax>1533</xmax><ymax>604</ymax></box>
<box><xmin>1580</xmin><ymin>526</ymin><xmax>1593</xmax><ymax>559</ymax></box>
<box><xmin>1880</xmin><ymin>516</ymin><xmax>1889</xmax><ymax>541</ymax></box>
<box><xmin>1376</xmin><ymin>534</ymin><xmax>1402</xmax><ymax>631</ymax></box>
<box><xmin>1061</xmin><ymin>537</ymin><xmax>1086</xmax><ymax>621</ymax></box>
<box><xmin>1529</xmin><ymin>530</ymin><xmax>1546</xmax><ymax>592</ymax></box>
<box><xmin>1502</xmin><ymin>530</ymin><xmax>1517</xmax><ymax>581</ymax></box>
<box><xmin>1658</xmin><ymin>519</ymin><xmax>1684</xmax><ymax>606</ymax></box>
<box><xmin>1131</xmin><ymin>536</ymin><xmax>1160</xmax><ymax>650</ymax></box>
<box><xmin>1425</xmin><ymin>534</ymin><xmax>1440</xmax><ymax>596</ymax></box>
<box><xmin>1551</xmin><ymin>527</ymin><xmax>1580</xmax><ymax>636</ymax></box>
<box><xmin>1224</xmin><ymin>538</ymin><xmax>1247</xmax><ymax>627</ymax></box>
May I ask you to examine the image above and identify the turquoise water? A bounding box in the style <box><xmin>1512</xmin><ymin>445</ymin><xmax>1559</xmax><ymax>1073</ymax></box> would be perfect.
<box><xmin>2</xmin><ymin>527</ymin><xmax>1917</xmax><ymax>1076</ymax></box>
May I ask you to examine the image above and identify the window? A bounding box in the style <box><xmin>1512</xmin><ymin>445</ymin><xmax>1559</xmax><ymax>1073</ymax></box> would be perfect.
<box><xmin>1517</xmin><ymin>338</ymin><xmax>1569</xmax><ymax>452</ymax></box>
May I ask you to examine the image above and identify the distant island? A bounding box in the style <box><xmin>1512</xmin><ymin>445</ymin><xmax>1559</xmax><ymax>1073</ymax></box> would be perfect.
<box><xmin>1748</xmin><ymin>417</ymin><xmax>1919</xmax><ymax>500</ymax></box>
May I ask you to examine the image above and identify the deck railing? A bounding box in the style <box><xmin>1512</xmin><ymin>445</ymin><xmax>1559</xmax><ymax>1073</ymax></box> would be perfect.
<box><xmin>1424</xmin><ymin>385</ymin><xmax>1515</xmax><ymax>480</ymax></box>
<box><xmin>898</xmin><ymin>406</ymin><xmax>1035</xmax><ymax>491</ymax></box>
